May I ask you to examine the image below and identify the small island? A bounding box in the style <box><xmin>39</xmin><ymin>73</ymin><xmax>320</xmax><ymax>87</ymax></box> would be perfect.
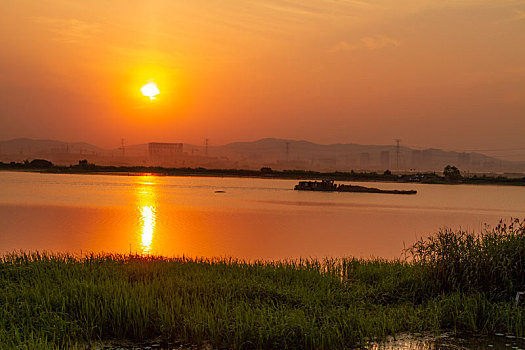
<box><xmin>294</xmin><ymin>179</ymin><xmax>417</xmax><ymax>194</ymax></box>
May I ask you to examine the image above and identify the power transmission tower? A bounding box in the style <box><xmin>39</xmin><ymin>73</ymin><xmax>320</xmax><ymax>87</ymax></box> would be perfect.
<box><xmin>205</xmin><ymin>138</ymin><xmax>209</xmax><ymax>156</ymax></box>
<box><xmin>285</xmin><ymin>142</ymin><xmax>290</xmax><ymax>162</ymax></box>
<box><xmin>395</xmin><ymin>139</ymin><xmax>401</xmax><ymax>170</ymax></box>
<box><xmin>120</xmin><ymin>139</ymin><xmax>125</xmax><ymax>157</ymax></box>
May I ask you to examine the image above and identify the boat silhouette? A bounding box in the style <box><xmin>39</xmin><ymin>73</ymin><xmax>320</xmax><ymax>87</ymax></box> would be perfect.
<box><xmin>294</xmin><ymin>180</ymin><xmax>417</xmax><ymax>195</ymax></box>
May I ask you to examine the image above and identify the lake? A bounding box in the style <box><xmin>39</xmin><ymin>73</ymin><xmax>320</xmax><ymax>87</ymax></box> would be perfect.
<box><xmin>1</xmin><ymin>171</ymin><xmax>524</xmax><ymax>260</ymax></box>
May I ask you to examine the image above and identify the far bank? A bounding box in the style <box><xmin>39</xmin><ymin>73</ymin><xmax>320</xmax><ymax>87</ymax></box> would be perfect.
<box><xmin>2</xmin><ymin>160</ymin><xmax>525</xmax><ymax>187</ymax></box>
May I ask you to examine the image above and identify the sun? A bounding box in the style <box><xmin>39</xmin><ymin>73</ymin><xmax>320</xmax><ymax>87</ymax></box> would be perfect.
<box><xmin>141</xmin><ymin>82</ymin><xmax>160</xmax><ymax>100</ymax></box>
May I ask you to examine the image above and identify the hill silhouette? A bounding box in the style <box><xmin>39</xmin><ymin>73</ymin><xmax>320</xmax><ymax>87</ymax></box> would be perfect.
<box><xmin>1</xmin><ymin>137</ymin><xmax>524</xmax><ymax>174</ymax></box>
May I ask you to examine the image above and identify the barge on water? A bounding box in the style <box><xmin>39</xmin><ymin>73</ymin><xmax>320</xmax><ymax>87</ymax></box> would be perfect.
<box><xmin>294</xmin><ymin>180</ymin><xmax>417</xmax><ymax>195</ymax></box>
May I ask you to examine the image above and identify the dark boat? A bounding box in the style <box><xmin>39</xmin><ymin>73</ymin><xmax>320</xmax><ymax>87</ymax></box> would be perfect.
<box><xmin>294</xmin><ymin>180</ymin><xmax>338</xmax><ymax>191</ymax></box>
<box><xmin>294</xmin><ymin>180</ymin><xmax>417</xmax><ymax>195</ymax></box>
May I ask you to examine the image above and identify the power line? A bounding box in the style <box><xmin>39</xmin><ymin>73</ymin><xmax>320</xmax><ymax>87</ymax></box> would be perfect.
<box><xmin>403</xmin><ymin>143</ymin><xmax>525</xmax><ymax>155</ymax></box>
<box><xmin>120</xmin><ymin>139</ymin><xmax>125</xmax><ymax>157</ymax></box>
<box><xmin>463</xmin><ymin>147</ymin><xmax>525</xmax><ymax>152</ymax></box>
<box><xmin>476</xmin><ymin>153</ymin><xmax>525</xmax><ymax>159</ymax></box>
<box><xmin>404</xmin><ymin>143</ymin><xmax>525</xmax><ymax>153</ymax></box>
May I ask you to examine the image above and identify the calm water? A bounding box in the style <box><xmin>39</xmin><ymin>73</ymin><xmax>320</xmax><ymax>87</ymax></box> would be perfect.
<box><xmin>1</xmin><ymin>171</ymin><xmax>524</xmax><ymax>259</ymax></box>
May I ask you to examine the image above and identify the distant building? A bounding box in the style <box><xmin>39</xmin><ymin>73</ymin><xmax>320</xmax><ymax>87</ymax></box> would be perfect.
<box><xmin>148</xmin><ymin>142</ymin><xmax>183</xmax><ymax>161</ymax></box>
<box><xmin>318</xmin><ymin>158</ymin><xmax>337</xmax><ymax>170</ymax></box>
<box><xmin>343</xmin><ymin>154</ymin><xmax>356</xmax><ymax>166</ymax></box>
<box><xmin>411</xmin><ymin>150</ymin><xmax>422</xmax><ymax>169</ymax></box>
<box><xmin>483</xmin><ymin>160</ymin><xmax>500</xmax><ymax>171</ymax></box>
<box><xmin>458</xmin><ymin>153</ymin><xmax>471</xmax><ymax>168</ymax></box>
<box><xmin>422</xmin><ymin>150</ymin><xmax>433</xmax><ymax>169</ymax></box>
<box><xmin>360</xmin><ymin>153</ymin><xmax>370</xmax><ymax>168</ymax></box>
<box><xmin>380</xmin><ymin>151</ymin><xmax>390</xmax><ymax>170</ymax></box>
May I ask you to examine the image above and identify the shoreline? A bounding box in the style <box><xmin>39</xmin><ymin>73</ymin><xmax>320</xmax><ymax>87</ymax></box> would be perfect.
<box><xmin>2</xmin><ymin>164</ymin><xmax>525</xmax><ymax>187</ymax></box>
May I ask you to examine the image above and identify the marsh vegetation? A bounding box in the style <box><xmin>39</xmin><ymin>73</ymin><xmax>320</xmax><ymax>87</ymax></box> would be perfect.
<box><xmin>1</xmin><ymin>219</ymin><xmax>524</xmax><ymax>349</ymax></box>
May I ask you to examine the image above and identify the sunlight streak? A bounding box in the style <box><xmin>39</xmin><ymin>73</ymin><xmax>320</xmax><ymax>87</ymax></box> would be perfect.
<box><xmin>140</xmin><ymin>205</ymin><xmax>156</xmax><ymax>253</ymax></box>
<box><xmin>135</xmin><ymin>176</ymin><xmax>158</xmax><ymax>254</ymax></box>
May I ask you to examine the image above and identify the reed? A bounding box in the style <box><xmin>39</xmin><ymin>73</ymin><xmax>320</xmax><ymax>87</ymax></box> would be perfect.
<box><xmin>1</xmin><ymin>220</ymin><xmax>524</xmax><ymax>348</ymax></box>
<box><xmin>409</xmin><ymin>218</ymin><xmax>525</xmax><ymax>300</ymax></box>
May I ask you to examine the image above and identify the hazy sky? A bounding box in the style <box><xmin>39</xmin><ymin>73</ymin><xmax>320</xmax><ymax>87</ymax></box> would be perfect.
<box><xmin>1</xmin><ymin>0</ymin><xmax>524</xmax><ymax>158</ymax></box>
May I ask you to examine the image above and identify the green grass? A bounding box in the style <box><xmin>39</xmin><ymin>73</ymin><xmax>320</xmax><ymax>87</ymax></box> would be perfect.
<box><xmin>409</xmin><ymin>218</ymin><xmax>525</xmax><ymax>299</ymax></box>
<box><xmin>1</xmin><ymin>219</ymin><xmax>525</xmax><ymax>349</ymax></box>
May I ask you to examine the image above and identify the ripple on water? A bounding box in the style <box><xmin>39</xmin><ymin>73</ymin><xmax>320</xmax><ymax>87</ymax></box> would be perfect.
<box><xmin>370</xmin><ymin>333</ymin><xmax>525</xmax><ymax>350</ymax></box>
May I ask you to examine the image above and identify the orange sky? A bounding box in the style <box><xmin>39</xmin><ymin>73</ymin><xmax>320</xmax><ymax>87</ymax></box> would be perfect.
<box><xmin>0</xmin><ymin>0</ymin><xmax>524</xmax><ymax>159</ymax></box>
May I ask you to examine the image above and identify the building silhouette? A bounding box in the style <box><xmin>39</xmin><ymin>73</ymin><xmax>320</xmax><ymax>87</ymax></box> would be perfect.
<box><xmin>148</xmin><ymin>142</ymin><xmax>183</xmax><ymax>164</ymax></box>
<box><xmin>360</xmin><ymin>152</ymin><xmax>370</xmax><ymax>168</ymax></box>
<box><xmin>380</xmin><ymin>151</ymin><xmax>390</xmax><ymax>170</ymax></box>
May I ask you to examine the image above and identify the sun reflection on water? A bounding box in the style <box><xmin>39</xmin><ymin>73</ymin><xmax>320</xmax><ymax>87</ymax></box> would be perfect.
<box><xmin>136</xmin><ymin>177</ymin><xmax>157</xmax><ymax>254</ymax></box>
<box><xmin>140</xmin><ymin>205</ymin><xmax>155</xmax><ymax>253</ymax></box>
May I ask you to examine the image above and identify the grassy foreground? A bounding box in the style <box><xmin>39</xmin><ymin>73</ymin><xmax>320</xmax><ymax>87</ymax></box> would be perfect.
<box><xmin>1</xmin><ymin>220</ymin><xmax>525</xmax><ymax>349</ymax></box>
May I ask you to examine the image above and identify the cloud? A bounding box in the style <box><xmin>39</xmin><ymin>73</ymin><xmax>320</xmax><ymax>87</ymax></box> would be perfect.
<box><xmin>261</xmin><ymin>0</ymin><xmax>375</xmax><ymax>18</ymax></box>
<box><xmin>330</xmin><ymin>41</ymin><xmax>358</xmax><ymax>52</ymax></box>
<box><xmin>503</xmin><ymin>9</ymin><xmax>525</xmax><ymax>22</ymax></box>
<box><xmin>330</xmin><ymin>34</ymin><xmax>400</xmax><ymax>52</ymax></box>
<box><xmin>360</xmin><ymin>34</ymin><xmax>400</xmax><ymax>49</ymax></box>
<box><xmin>110</xmin><ymin>46</ymin><xmax>179</xmax><ymax>65</ymax></box>
<box><xmin>33</xmin><ymin>17</ymin><xmax>102</xmax><ymax>44</ymax></box>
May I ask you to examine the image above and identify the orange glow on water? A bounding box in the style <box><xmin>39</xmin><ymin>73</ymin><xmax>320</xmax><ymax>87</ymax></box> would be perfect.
<box><xmin>140</xmin><ymin>205</ymin><xmax>155</xmax><ymax>253</ymax></box>
<box><xmin>136</xmin><ymin>176</ymin><xmax>157</xmax><ymax>254</ymax></box>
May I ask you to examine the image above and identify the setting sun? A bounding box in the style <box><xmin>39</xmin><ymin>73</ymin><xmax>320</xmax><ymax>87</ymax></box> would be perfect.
<box><xmin>141</xmin><ymin>82</ymin><xmax>160</xmax><ymax>100</ymax></box>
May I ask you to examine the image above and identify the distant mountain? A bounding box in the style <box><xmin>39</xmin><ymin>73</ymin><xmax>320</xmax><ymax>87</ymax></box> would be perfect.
<box><xmin>205</xmin><ymin>138</ymin><xmax>524</xmax><ymax>173</ymax></box>
<box><xmin>1</xmin><ymin>137</ymin><xmax>524</xmax><ymax>174</ymax></box>
<box><xmin>0</xmin><ymin>138</ymin><xmax>102</xmax><ymax>154</ymax></box>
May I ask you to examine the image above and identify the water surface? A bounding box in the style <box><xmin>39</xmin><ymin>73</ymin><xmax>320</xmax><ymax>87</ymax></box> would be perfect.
<box><xmin>373</xmin><ymin>333</ymin><xmax>525</xmax><ymax>350</ymax></box>
<box><xmin>1</xmin><ymin>171</ymin><xmax>524</xmax><ymax>259</ymax></box>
